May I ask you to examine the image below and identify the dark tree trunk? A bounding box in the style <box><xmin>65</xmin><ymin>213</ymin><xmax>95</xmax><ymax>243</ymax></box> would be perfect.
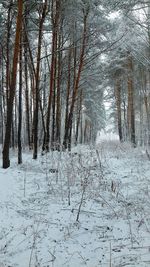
<box><xmin>63</xmin><ymin>46</ymin><xmax>72</xmax><ymax>149</ymax></box>
<box><xmin>18</xmin><ymin>32</ymin><xmax>23</xmax><ymax>164</ymax></box>
<box><xmin>51</xmin><ymin>69</ymin><xmax>56</xmax><ymax>150</ymax></box>
<box><xmin>24</xmin><ymin>4</ymin><xmax>31</xmax><ymax>149</ymax></box>
<box><xmin>115</xmin><ymin>79</ymin><xmax>123</xmax><ymax>142</ymax></box>
<box><xmin>6</xmin><ymin>0</ymin><xmax>13</xmax><ymax>105</ymax></box>
<box><xmin>127</xmin><ymin>53</ymin><xmax>136</xmax><ymax>146</ymax></box>
<box><xmin>33</xmin><ymin>1</ymin><xmax>47</xmax><ymax>159</ymax></box>
<box><xmin>0</xmin><ymin>46</ymin><xmax>4</xmax><ymax>144</ymax></box>
<box><xmin>75</xmin><ymin>89</ymin><xmax>82</xmax><ymax>145</ymax></box>
<box><xmin>2</xmin><ymin>0</ymin><xmax>23</xmax><ymax>169</ymax></box>
<box><xmin>55</xmin><ymin>28</ymin><xmax>62</xmax><ymax>150</ymax></box>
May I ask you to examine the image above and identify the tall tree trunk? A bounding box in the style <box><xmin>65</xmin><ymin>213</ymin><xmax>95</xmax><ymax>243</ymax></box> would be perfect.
<box><xmin>33</xmin><ymin>1</ymin><xmax>47</xmax><ymax>159</ymax></box>
<box><xmin>115</xmin><ymin>79</ymin><xmax>123</xmax><ymax>142</ymax></box>
<box><xmin>55</xmin><ymin>27</ymin><xmax>62</xmax><ymax>150</ymax></box>
<box><xmin>2</xmin><ymin>0</ymin><xmax>23</xmax><ymax>169</ymax></box>
<box><xmin>148</xmin><ymin>1</ymin><xmax>150</xmax><ymax>145</ymax></box>
<box><xmin>141</xmin><ymin>67</ymin><xmax>150</xmax><ymax>145</ymax></box>
<box><xmin>75</xmin><ymin>89</ymin><xmax>82</xmax><ymax>145</ymax></box>
<box><xmin>144</xmin><ymin>94</ymin><xmax>150</xmax><ymax>145</ymax></box>
<box><xmin>0</xmin><ymin>46</ymin><xmax>4</xmax><ymax>144</ymax></box>
<box><xmin>18</xmin><ymin>31</ymin><xmax>23</xmax><ymax>164</ymax></box>
<box><xmin>64</xmin><ymin>46</ymin><xmax>72</xmax><ymax>149</ymax></box>
<box><xmin>139</xmin><ymin>86</ymin><xmax>143</xmax><ymax>146</ymax></box>
<box><xmin>6</xmin><ymin>0</ymin><xmax>13</xmax><ymax>105</ymax></box>
<box><xmin>127</xmin><ymin>53</ymin><xmax>136</xmax><ymax>146</ymax></box>
<box><xmin>51</xmin><ymin>63</ymin><xmax>56</xmax><ymax>150</ymax></box>
<box><xmin>24</xmin><ymin>3</ymin><xmax>31</xmax><ymax>149</ymax></box>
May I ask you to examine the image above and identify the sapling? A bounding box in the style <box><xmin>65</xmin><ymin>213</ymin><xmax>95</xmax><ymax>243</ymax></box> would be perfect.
<box><xmin>67</xmin><ymin>168</ymin><xmax>71</xmax><ymax>206</ymax></box>
<box><xmin>109</xmin><ymin>241</ymin><xmax>112</xmax><ymax>267</ymax></box>
<box><xmin>24</xmin><ymin>168</ymin><xmax>27</xmax><ymax>198</ymax></box>
<box><xmin>76</xmin><ymin>170</ymin><xmax>89</xmax><ymax>222</ymax></box>
<box><xmin>29</xmin><ymin>221</ymin><xmax>40</xmax><ymax>267</ymax></box>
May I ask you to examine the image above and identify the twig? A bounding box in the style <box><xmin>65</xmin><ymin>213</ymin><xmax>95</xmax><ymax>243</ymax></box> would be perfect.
<box><xmin>110</xmin><ymin>241</ymin><xmax>112</xmax><ymax>267</ymax></box>
<box><xmin>76</xmin><ymin>186</ymin><xmax>86</xmax><ymax>222</ymax></box>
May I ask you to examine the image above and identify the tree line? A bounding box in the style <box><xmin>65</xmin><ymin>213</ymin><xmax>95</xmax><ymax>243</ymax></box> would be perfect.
<box><xmin>0</xmin><ymin>0</ymin><xmax>150</xmax><ymax>168</ymax></box>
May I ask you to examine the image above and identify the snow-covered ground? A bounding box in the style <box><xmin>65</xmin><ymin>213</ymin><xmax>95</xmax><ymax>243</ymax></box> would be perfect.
<box><xmin>0</xmin><ymin>141</ymin><xmax>150</xmax><ymax>267</ymax></box>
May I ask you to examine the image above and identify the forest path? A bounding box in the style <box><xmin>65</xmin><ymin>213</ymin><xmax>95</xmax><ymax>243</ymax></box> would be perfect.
<box><xmin>0</xmin><ymin>143</ymin><xmax>150</xmax><ymax>267</ymax></box>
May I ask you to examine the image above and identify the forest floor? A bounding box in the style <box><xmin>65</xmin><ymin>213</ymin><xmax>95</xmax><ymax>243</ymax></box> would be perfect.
<box><xmin>0</xmin><ymin>141</ymin><xmax>150</xmax><ymax>267</ymax></box>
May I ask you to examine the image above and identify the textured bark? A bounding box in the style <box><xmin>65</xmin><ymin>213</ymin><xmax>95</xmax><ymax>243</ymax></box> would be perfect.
<box><xmin>0</xmin><ymin>46</ymin><xmax>4</xmax><ymax>144</ymax></box>
<box><xmin>64</xmin><ymin>46</ymin><xmax>72</xmax><ymax>149</ymax></box>
<box><xmin>75</xmin><ymin>90</ymin><xmax>82</xmax><ymax>145</ymax></box>
<box><xmin>144</xmin><ymin>95</ymin><xmax>150</xmax><ymax>145</ymax></box>
<box><xmin>127</xmin><ymin>54</ymin><xmax>136</xmax><ymax>146</ymax></box>
<box><xmin>24</xmin><ymin>46</ymin><xmax>31</xmax><ymax>149</ymax></box>
<box><xmin>51</xmin><ymin>60</ymin><xmax>56</xmax><ymax>150</ymax></box>
<box><xmin>18</xmin><ymin>32</ymin><xmax>23</xmax><ymax>164</ymax></box>
<box><xmin>63</xmin><ymin>47</ymin><xmax>72</xmax><ymax>149</ymax></box>
<box><xmin>2</xmin><ymin>0</ymin><xmax>23</xmax><ymax>168</ymax></box>
<box><xmin>115</xmin><ymin>79</ymin><xmax>123</xmax><ymax>142</ymax></box>
<box><xmin>141</xmin><ymin>68</ymin><xmax>150</xmax><ymax>146</ymax></box>
<box><xmin>24</xmin><ymin>4</ymin><xmax>31</xmax><ymax>149</ymax></box>
<box><xmin>33</xmin><ymin>1</ymin><xmax>47</xmax><ymax>159</ymax></box>
<box><xmin>6</xmin><ymin>0</ymin><xmax>13</xmax><ymax>105</ymax></box>
<box><xmin>84</xmin><ymin>120</ymin><xmax>88</xmax><ymax>143</ymax></box>
<box><xmin>55</xmin><ymin>28</ymin><xmax>62</xmax><ymax>150</ymax></box>
<box><xmin>23</xmin><ymin>18</ymin><xmax>36</xmax><ymax>149</ymax></box>
<box><xmin>39</xmin><ymin>97</ymin><xmax>46</xmax><ymax>149</ymax></box>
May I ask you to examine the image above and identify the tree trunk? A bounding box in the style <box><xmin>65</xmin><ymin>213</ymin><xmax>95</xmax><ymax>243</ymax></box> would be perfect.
<box><xmin>127</xmin><ymin>53</ymin><xmax>136</xmax><ymax>146</ymax></box>
<box><xmin>115</xmin><ymin>79</ymin><xmax>123</xmax><ymax>142</ymax></box>
<box><xmin>55</xmin><ymin>27</ymin><xmax>62</xmax><ymax>150</ymax></box>
<box><xmin>75</xmin><ymin>89</ymin><xmax>82</xmax><ymax>145</ymax></box>
<box><xmin>63</xmin><ymin>46</ymin><xmax>72</xmax><ymax>149</ymax></box>
<box><xmin>18</xmin><ymin>31</ymin><xmax>22</xmax><ymax>164</ymax></box>
<box><xmin>51</xmin><ymin>64</ymin><xmax>56</xmax><ymax>150</ymax></box>
<box><xmin>2</xmin><ymin>0</ymin><xmax>23</xmax><ymax>169</ymax></box>
<box><xmin>0</xmin><ymin>46</ymin><xmax>4</xmax><ymax>144</ymax></box>
<box><xmin>24</xmin><ymin>4</ymin><xmax>31</xmax><ymax>149</ymax></box>
<box><xmin>6</xmin><ymin>0</ymin><xmax>13</xmax><ymax>105</ymax></box>
<box><xmin>33</xmin><ymin>1</ymin><xmax>47</xmax><ymax>159</ymax></box>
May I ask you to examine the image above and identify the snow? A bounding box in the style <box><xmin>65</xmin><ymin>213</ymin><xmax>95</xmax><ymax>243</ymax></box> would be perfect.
<box><xmin>96</xmin><ymin>130</ymin><xmax>119</xmax><ymax>143</ymax></box>
<box><xmin>0</xmin><ymin>142</ymin><xmax>150</xmax><ymax>267</ymax></box>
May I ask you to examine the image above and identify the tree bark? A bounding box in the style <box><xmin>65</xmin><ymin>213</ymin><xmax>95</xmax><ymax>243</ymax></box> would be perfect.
<box><xmin>75</xmin><ymin>89</ymin><xmax>82</xmax><ymax>145</ymax></box>
<box><xmin>2</xmin><ymin>0</ymin><xmax>23</xmax><ymax>168</ymax></box>
<box><xmin>6</xmin><ymin>0</ymin><xmax>13</xmax><ymax>105</ymax></box>
<box><xmin>33</xmin><ymin>1</ymin><xmax>47</xmax><ymax>159</ymax></box>
<box><xmin>18</xmin><ymin>31</ymin><xmax>23</xmax><ymax>164</ymax></box>
<box><xmin>115</xmin><ymin>79</ymin><xmax>123</xmax><ymax>142</ymax></box>
<box><xmin>24</xmin><ymin>3</ymin><xmax>31</xmax><ymax>149</ymax></box>
<box><xmin>127</xmin><ymin>53</ymin><xmax>136</xmax><ymax>146</ymax></box>
<box><xmin>55</xmin><ymin>26</ymin><xmax>62</xmax><ymax>150</ymax></box>
<box><xmin>63</xmin><ymin>46</ymin><xmax>72</xmax><ymax>149</ymax></box>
